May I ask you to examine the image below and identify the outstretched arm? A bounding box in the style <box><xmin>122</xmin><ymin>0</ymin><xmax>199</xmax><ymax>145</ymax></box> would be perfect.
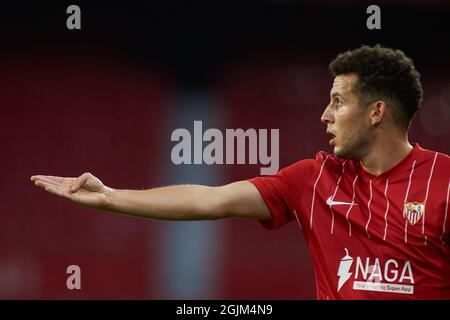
<box><xmin>31</xmin><ymin>173</ymin><xmax>271</xmax><ymax>221</ymax></box>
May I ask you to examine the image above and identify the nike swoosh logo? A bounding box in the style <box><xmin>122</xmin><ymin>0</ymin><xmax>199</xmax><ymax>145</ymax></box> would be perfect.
<box><xmin>326</xmin><ymin>196</ymin><xmax>358</xmax><ymax>206</ymax></box>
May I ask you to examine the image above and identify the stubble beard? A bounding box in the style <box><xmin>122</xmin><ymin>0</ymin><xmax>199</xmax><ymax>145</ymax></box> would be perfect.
<box><xmin>334</xmin><ymin>125</ymin><xmax>372</xmax><ymax>160</ymax></box>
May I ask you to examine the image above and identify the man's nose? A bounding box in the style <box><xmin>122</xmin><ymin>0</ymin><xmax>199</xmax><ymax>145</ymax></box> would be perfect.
<box><xmin>321</xmin><ymin>105</ymin><xmax>333</xmax><ymax>124</ymax></box>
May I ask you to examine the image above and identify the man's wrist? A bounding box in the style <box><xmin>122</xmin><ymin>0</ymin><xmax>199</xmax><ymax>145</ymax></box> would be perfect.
<box><xmin>102</xmin><ymin>186</ymin><xmax>116</xmax><ymax>211</ymax></box>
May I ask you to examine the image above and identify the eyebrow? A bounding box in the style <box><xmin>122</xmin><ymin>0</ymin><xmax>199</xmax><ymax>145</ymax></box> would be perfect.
<box><xmin>331</xmin><ymin>92</ymin><xmax>344</xmax><ymax>99</ymax></box>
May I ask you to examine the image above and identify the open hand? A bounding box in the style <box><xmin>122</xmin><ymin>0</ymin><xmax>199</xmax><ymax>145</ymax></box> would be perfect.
<box><xmin>31</xmin><ymin>172</ymin><xmax>111</xmax><ymax>208</ymax></box>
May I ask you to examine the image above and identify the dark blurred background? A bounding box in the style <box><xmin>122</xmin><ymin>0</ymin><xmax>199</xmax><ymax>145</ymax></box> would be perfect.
<box><xmin>0</xmin><ymin>1</ymin><xmax>449</xmax><ymax>299</ymax></box>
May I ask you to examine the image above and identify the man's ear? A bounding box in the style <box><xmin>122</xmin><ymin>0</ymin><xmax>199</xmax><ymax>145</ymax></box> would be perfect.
<box><xmin>370</xmin><ymin>101</ymin><xmax>387</xmax><ymax>126</ymax></box>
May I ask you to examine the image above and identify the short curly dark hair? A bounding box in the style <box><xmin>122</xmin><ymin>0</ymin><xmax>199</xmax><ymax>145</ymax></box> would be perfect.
<box><xmin>329</xmin><ymin>44</ymin><xmax>423</xmax><ymax>131</ymax></box>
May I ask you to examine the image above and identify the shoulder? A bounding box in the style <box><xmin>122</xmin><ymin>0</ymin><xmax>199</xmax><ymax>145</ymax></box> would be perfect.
<box><xmin>415</xmin><ymin>144</ymin><xmax>450</xmax><ymax>168</ymax></box>
<box><xmin>435</xmin><ymin>150</ymin><xmax>450</xmax><ymax>165</ymax></box>
<box><xmin>412</xmin><ymin>145</ymin><xmax>450</xmax><ymax>186</ymax></box>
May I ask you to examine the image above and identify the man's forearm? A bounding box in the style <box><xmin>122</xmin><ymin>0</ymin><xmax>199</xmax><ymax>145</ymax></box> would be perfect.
<box><xmin>102</xmin><ymin>185</ymin><xmax>225</xmax><ymax>220</ymax></box>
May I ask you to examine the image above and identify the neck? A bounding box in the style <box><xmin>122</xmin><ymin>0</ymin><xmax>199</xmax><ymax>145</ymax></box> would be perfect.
<box><xmin>360</xmin><ymin>132</ymin><xmax>413</xmax><ymax>176</ymax></box>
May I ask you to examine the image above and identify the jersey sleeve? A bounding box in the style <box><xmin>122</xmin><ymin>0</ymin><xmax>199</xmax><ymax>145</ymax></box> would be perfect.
<box><xmin>249</xmin><ymin>158</ymin><xmax>319</xmax><ymax>230</ymax></box>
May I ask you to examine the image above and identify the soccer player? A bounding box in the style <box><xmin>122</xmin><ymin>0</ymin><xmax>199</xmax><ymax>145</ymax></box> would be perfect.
<box><xmin>31</xmin><ymin>45</ymin><xmax>450</xmax><ymax>299</ymax></box>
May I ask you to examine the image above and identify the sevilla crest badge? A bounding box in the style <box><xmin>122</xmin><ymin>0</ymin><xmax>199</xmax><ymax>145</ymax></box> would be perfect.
<box><xmin>403</xmin><ymin>201</ymin><xmax>425</xmax><ymax>225</ymax></box>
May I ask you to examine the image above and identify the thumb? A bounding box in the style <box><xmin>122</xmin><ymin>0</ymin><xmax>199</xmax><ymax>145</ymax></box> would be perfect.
<box><xmin>70</xmin><ymin>172</ymin><xmax>91</xmax><ymax>193</ymax></box>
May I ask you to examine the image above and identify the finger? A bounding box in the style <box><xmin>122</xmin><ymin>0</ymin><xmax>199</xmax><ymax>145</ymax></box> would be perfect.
<box><xmin>34</xmin><ymin>179</ymin><xmax>61</xmax><ymax>190</ymax></box>
<box><xmin>44</xmin><ymin>185</ymin><xmax>70</xmax><ymax>199</ymax></box>
<box><xmin>34</xmin><ymin>181</ymin><xmax>70</xmax><ymax>199</ymax></box>
<box><xmin>32</xmin><ymin>175</ymin><xmax>72</xmax><ymax>183</ymax></box>
<box><xmin>70</xmin><ymin>172</ymin><xmax>91</xmax><ymax>193</ymax></box>
<box><xmin>44</xmin><ymin>175</ymin><xmax>74</xmax><ymax>183</ymax></box>
<box><xmin>34</xmin><ymin>176</ymin><xmax>63</xmax><ymax>187</ymax></box>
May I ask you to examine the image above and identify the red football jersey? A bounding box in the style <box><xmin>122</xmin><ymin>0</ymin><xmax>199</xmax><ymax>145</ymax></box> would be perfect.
<box><xmin>249</xmin><ymin>144</ymin><xmax>450</xmax><ymax>299</ymax></box>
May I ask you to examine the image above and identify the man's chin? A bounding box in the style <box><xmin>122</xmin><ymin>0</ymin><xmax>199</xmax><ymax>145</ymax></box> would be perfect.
<box><xmin>333</xmin><ymin>146</ymin><xmax>357</xmax><ymax>160</ymax></box>
<box><xmin>333</xmin><ymin>145</ymin><xmax>342</xmax><ymax>156</ymax></box>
